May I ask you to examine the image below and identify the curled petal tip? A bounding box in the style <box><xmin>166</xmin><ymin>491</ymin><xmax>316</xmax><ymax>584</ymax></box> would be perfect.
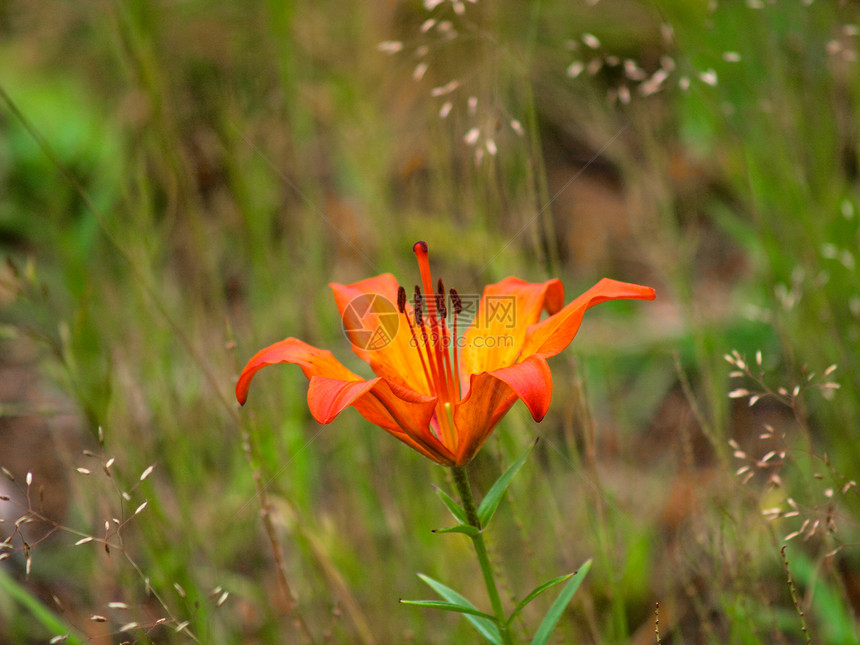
<box><xmin>235</xmin><ymin>380</ymin><xmax>250</xmax><ymax>406</ymax></box>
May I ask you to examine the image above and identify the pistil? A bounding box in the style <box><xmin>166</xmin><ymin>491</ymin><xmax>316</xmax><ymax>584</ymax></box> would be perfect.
<box><xmin>401</xmin><ymin>241</ymin><xmax>464</xmax><ymax>450</ymax></box>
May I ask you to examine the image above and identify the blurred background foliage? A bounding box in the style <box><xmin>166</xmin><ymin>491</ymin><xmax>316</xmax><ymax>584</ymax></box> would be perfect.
<box><xmin>1</xmin><ymin>0</ymin><xmax>859</xmax><ymax>642</ymax></box>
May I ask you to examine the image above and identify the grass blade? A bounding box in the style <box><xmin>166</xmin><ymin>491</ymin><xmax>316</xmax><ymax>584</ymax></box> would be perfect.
<box><xmin>0</xmin><ymin>567</ymin><xmax>87</xmax><ymax>645</ymax></box>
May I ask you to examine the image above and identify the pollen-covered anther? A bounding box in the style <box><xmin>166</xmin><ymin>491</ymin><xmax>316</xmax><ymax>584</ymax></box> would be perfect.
<box><xmin>413</xmin><ymin>287</ymin><xmax>424</xmax><ymax>326</ymax></box>
<box><xmin>436</xmin><ymin>279</ymin><xmax>448</xmax><ymax>320</ymax></box>
<box><xmin>449</xmin><ymin>288</ymin><xmax>462</xmax><ymax>314</ymax></box>
<box><xmin>397</xmin><ymin>285</ymin><xmax>407</xmax><ymax>313</ymax></box>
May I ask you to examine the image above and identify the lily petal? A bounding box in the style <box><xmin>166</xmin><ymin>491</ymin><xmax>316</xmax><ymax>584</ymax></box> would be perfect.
<box><xmin>236</xmin><ymin>337</ymin><xmax>455</xmax><ymax>464</ymax></box>
<box><xmin>331</xmin><ymin>274</ymin><xmax>431</xmax><ymax>395</ymax></box>
<box><xmin>452</xmin><ymin>371</ymin><xmax>519</xmax><ymax>465</ymax></box>
<box><xmin>308</xmin><ymin>376</ymin><xmax>454</xmax><ymax>464</ymax></box>
<box><xmin>235</xmin><ymin>337</ymin><xmax>360</xmax><ymax>405</ymax></box>
<box><xmin>519</xmin><ymin>278</ymin><xmax>656</xmax><ymax>360</ymax></box>
<box><xmin>451</xmin><ymin>356</ymin><xmax>552</xmax><ymax>465</ymax></box>
<box><xmin>306</xmin><ymin>375</ymin><xmax>378</xmax><ymax>424</ymax></box>
<box><xmin>487</xmin><ymin>354</ymin><xmax>553</xmax><ymax>422</ymax></box>
<box><xmin>460</xmin><ymin>277</ymin><xmax>564</xmax><ymax>377</ymax></box>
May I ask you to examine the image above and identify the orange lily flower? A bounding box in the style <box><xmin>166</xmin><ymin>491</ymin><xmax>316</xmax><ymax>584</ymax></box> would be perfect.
<box><xmin>236</xmin><ymin>242</ymin><xmax>655</xmax><ymax>466</ymax></box>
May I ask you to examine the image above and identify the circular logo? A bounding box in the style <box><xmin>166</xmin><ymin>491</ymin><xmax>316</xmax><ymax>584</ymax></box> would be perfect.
<box><xmin>341</xmin><ymin>293</ymin><xmax>400</xmax><ymax>351</ymax></box>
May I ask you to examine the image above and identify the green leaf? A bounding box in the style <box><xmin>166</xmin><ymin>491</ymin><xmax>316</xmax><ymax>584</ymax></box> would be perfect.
<box><xmin>400</xmin><ymin>599</ymin><xmax>498</xmax><ymax>621</ymax></box>
<box><xmin>434</xmin><ymin>485</ymin><xmax>468</xmax><ymax>523</ymax></box>
<box><xmin>505</xmin><ymin>573</ymin><xmax>573</xmax><ymax>627</ymax></box>
<box><xmin>417</xmin><ymin>573</ymin><xmax>503</xmax><ymax>645</ymax></box>
<box><xmin>478</xmin><ymin>438</ymin><xmax>537</xmax><ymax>527</ymax></box>
<box><xmin>530</xmin><ymin>559</ymin><xmax>591</xmax><ymax>645</ymax></box>
<box><xmin>432</xmin><ymin>524</ymin><xmax>480</xmax><ymax>537</ymax></box>
<box><xmin>0</xmin><ymin>567</ymin><xmax>87</xmax><ymax>645</ymax></box>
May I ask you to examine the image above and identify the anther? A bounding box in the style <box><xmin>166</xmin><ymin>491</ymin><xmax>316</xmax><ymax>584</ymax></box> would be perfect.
<box><xmin>436</xmin><ymin>280</ymin><xmax>447</xmax><ymax>319</ymax></box>
<box><xmin>413</xmin><ymin>287</ymin><xmax>424</xmax><ymax>326</ymax></box>
<box><xmin>436</xmin><ymin>292</ymin><xmax>447</xmax><ymax>320</ymax></box>
<box><xmin>449</xmin><ymin>289</ymin><xmax>462</xmax><ymax>315</ymax></box>
<box><xmin>397</xmin><ymin>286</ymin><xmax>407</xmax><ymax>313</ymax></box>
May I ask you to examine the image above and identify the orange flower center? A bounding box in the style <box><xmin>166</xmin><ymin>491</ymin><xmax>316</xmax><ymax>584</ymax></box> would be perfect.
<box><xmin>396</xmin><ymin>241</ymin><xmax>463</xmax><ymax>447</ymax></box>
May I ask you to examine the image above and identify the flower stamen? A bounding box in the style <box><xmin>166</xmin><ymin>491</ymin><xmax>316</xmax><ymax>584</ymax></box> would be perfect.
<box><xmin>398</xmin><ymin>285</ymin><xmax>433</xmax><ymax>394</ymax></box>
<box><xmin>436</xmin><ymin>279</ymin><xmax>458</xmax><ymax>405</ymax></box>
<box><xmin>414</xmin><ymin>285</ymin><xmax>456</xmax><ymax>446</ymax></box>
<box><xmin>450</xmin><ymin>288</ymin><xmax>462</xmax><ymax>398</ymax></box>
<box><xmin>413</xmin><ymin>287</ymin><xmax>443</xmax><ymax>399</ymax></box>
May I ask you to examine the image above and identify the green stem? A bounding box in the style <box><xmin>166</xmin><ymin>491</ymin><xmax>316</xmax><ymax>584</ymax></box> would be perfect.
<box><xmin>451</xmin><ymin>465</ymin><xmax>515</xmax><ymax>645</ymax></box>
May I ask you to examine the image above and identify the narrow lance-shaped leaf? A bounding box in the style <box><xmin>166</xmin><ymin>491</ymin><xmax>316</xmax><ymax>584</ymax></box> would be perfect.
<box><xmin>531</xmin><ymin>559</ymin><xmax>592</xmax><ymax>645</ymax></box>
<box><xmin>478</xmin><ymin>438</ymin><xmax>537</xmax><ymax>527</ymax></box>
<box><xmin>399</xmin><ymin>599</ymin><xmax>498</xmax><ymax>621</ymax></box>
<box><xmin>434</xmin><ymin>484</ymin><xmax>468</xmax><ymax>524</ymax></box>
<box><xmin>432</xmin><ymin>524</ymin><xmax>480</xmax><ymax>537</ymax></box>
<box><xmin>505</xmin><ymin>573</ymin><xmax>573</xmax><ymax>627</ymax></box>
<box><xmin>417</xmin><ymin>573</ymin><xmax>503</xmax><ymax>645</ymax></box>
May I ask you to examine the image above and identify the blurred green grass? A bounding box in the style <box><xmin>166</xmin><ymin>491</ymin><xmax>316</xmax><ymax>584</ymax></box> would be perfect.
<box><xmin>1</xmin><ymin>0</ymin><xmax>859</xmax><ymax>643</ymax></box>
